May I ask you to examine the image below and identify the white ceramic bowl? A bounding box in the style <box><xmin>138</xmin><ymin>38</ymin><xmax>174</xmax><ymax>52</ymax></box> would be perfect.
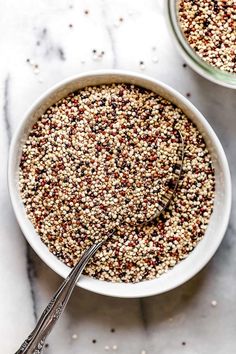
<box><xmin>8</xmin><ymin>70</ymin><xmax>231</xmax><ymax>298</ymax></box>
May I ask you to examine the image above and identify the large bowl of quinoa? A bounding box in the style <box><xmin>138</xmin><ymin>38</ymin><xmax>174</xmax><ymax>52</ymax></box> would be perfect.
<box><xmin>166</xmin><ymin>0</ymin><xmax>236</xmax><ymax>88</ymax></box>
<box><xmin>8</xmin><ymin>71</ymin><xmax>231</xmax><ymax>297</ymax></box>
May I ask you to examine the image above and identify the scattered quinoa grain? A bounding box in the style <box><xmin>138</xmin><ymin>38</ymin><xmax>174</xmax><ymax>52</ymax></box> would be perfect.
<box><xmin>33</xmin><ymin>67</ymin><xmax>40</xmax><ymax>75</ymax></box>
<box><xmin>26</xmin><ymin>58</ymin><xmax>40</xmax><ymax>76</ymax></box>
<box><xmin>211</xmin><ymin>300</ymin><xmax>217</xmax><ymax>307</ymax></box>
<box><xmin>92</xmin><ymin>49</ymin><xmax>105</xmax><ymax>61</ymax></box>
<box><xmin>152</xmin><ymin>56</ymin><xmax>158</xmax><ymax>63</ymax></box>
<box><xmin>139</xmin><ymin>61</ymin><xmax>146</xmax><ymax>70</ymax></box>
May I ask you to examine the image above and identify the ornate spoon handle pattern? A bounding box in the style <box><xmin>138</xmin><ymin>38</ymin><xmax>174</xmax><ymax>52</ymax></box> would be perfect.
<box><xmin>15</xmin><ymin>241</ymin><xmax>104</xmax><ymax>354</ymax></box>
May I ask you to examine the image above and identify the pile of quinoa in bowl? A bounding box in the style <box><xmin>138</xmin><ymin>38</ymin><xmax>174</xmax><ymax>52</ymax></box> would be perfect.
<box><xmin>19</xmin><ymin>83</ymin><xmax>215</xmax><ymax>283</ymax></box>
<box><xmin>177</xmin><ymin>0</ymin><xmax>236</xmax><ymax>74</ymax></box>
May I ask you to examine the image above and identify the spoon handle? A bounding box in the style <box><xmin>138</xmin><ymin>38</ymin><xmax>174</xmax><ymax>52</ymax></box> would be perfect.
<box><xmin>15</xmin><ymin>241</ymin><xmax>104</xmax><ymax>354</ymax></box>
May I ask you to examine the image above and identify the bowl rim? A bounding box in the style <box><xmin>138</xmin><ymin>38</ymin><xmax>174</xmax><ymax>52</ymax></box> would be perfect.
<box><xmin>8</xmin><ymin>69</ymin><xmax>232</xmax><ymax>298</ymax></box>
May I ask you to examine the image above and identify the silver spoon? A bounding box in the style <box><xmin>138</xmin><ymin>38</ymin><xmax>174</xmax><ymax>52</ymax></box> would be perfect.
<box><xmin>15</xmin><ymin>131</ymin><xmax>184</xmax><ymax>354</ymax></box>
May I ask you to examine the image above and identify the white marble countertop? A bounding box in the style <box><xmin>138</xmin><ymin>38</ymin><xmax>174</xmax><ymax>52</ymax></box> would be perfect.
<box><xmin>1</xmin><ymin>0</ymin><xmax>236</xmax><ymax>353</ymax></box>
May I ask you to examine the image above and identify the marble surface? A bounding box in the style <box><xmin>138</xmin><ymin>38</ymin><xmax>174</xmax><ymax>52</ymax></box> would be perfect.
<box><xmin>0</xmin><ymin>0</ymin><xmax>236</xmax><ymax>353</ymax></box>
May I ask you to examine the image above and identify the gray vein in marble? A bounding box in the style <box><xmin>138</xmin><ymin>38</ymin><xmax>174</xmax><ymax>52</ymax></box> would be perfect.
<box><xmin>139</xmin><ymin>298</ymin><xmax>149</xmax><ymax>332</ymax></box>
<box><xmin>42</xmin><ymin>28</ymin><xmax>47</xmax><ymax>37</ymax></box>
<box><xmin>3</xmin><ymin>75</ymin><xmax>11</xmax><ymax>144</ymax></box>
<box><xmin>105</xmin><ymin>26</ymin><xmax>117</xmax><ymax>68</ymax></box>
<box><xmin>228</xmin><ymin>221</ymin><xmax>236</xmax><ymax>235</ymax></box>
<box><xmin>36</xmin><ymin>27</ymin><xmax>66</xmax><ymax>62</ymax></box>
<box><xmin>44</xmin><ymin>45</ymin><xmax>66</xmax><ymax>62</ymax></box>
<box><xmin>221</xmin><ymin>222</ymin><xmax>236</xmax><ymax>251</ymax></box>
<box><xmin>3</xmin><ymin>75</ymin><xmax>38</xmax><ymax>324</ymax></box>
<box><xmin>26</xmin><ymin>245</ymin><xmax>38</xmax><ymax>322</ymax></box>
<box><xmin>57</xmin><ymin>47</ymin><xmax>66</xmax><ymax>61</ymax></box>
<box><xmin>101</xmin><ymin>1</ymin><xmax>117</xmax><ymax>68</ymax></box>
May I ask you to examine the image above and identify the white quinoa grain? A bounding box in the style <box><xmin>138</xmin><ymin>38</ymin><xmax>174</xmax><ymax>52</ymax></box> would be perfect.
<box><xmin>211</xmin><ymin>300</ymin><xmax>217</xmax><ymax>307</ymax></box>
